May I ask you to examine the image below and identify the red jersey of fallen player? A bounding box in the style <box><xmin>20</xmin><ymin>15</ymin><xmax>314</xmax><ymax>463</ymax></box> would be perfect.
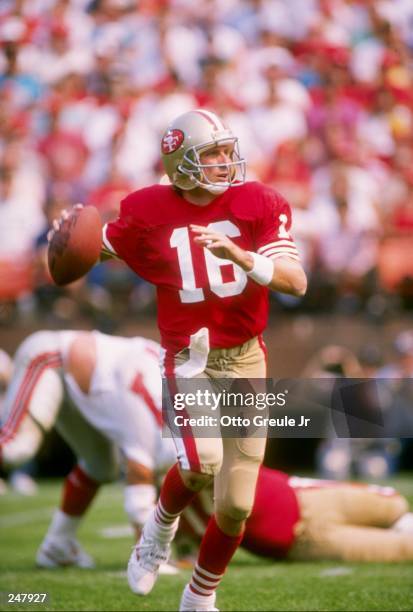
<box><xmin>242</xmin><ymin>466</ymin><xmax>300</xmax><ymax>558</ymax></box>
<box><xmin>104</xmin><ymin>181</ymin><xmax>299</xmax><ymax>352</ymax></box>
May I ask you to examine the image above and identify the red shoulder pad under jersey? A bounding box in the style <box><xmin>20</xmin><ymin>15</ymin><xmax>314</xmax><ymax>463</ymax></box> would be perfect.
<box><xmin>253</xmin><ymin>183</ymin><xmax>300</xmax><ymax>262</ymax></box>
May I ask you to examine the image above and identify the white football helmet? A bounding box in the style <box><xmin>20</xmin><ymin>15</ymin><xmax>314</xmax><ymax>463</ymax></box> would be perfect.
<box><xmin>160</xmin><ymin>109</ymin><xmax>246</xmax><ymax>195</ymax></box>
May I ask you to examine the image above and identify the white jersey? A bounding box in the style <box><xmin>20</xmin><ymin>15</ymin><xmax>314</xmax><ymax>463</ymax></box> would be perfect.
<box><xmin>64</xmin><ymin>331</ymin><xmax>175</xmax><ymax>470</ymax></box>
<box><xmin>0</xmin><ymin>330</ymin><xmax>176</xmax><ymax>474</ymax></box>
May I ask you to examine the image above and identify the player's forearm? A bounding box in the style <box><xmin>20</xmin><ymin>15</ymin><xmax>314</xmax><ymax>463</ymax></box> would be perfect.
<box><xmin>268</xmin><ymin>258</ymin><xmax>307</xmax><ymax>297</ymax></box>
<box><xmin>238</xmin><ymin>251</ymin><xmax>307</xmax><ymax>297</ymax></box>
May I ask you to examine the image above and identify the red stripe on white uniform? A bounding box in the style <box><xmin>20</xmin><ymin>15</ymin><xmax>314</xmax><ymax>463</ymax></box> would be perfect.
<box><xmin>130</xmin><ymin>372</ymin><xmax>163</xmax><ymax>428</ymax></box>
<box><xmin>0</xmin><ymin>352</ymin><xmax>62</xmax><ymax>443</ymax></box>
<box><xmin>163</xmin><ymin>349</ymin><xmax>201</xmax><ymax>473</ymax></box>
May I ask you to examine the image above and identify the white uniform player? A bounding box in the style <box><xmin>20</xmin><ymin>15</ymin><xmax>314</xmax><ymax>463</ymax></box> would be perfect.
<box><xmin>0</xmin><ymin>330</ymin><xmax>176</xmax><ymax>567</ymax></box>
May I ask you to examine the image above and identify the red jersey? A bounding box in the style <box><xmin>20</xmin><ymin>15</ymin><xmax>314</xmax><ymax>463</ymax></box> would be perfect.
<box><xmin>104</xmin><ymin>182</ymin><xmax>299</xmax><ymax>352</ymax></box>
<box><xmin>244</xmin><ymin>469</ymin><xmax>398</xmax><ymax>559</ymax></box>
<box><xmin>242</xmin><ymin>466</ymin><xmax>300</xmax><ymax>558</ymax></box>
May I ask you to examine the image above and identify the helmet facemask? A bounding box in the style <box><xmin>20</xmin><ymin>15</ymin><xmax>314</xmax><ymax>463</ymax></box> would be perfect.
<box><xmin>177</xmin><ymin>137</ymin><xmax>246</xmax><ymax>195</ymax></box>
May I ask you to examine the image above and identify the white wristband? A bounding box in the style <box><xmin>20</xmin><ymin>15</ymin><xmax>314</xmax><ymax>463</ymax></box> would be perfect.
<box><xmin>246</xmin><ymin>252</ymin><xmax>274</xmax><ymax>286</ymax></box>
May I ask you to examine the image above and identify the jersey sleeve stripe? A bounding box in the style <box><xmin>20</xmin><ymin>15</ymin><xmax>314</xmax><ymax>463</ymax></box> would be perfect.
<box><xmin>262</xmin><ymin>245</ymin><xmax>299</xmax><ymax>254</ymax></box>
<box><xmin>258</xmin><ymin>240</ymin><xmax>297</xmax><ymax>253</ymax></box>
<box><xmin>260</xmin><ymin>246</ymin><xmax>299</xmax><ymax>258</ymax></box>
<box><xmin>269</xmin><ymin>252</ymin><xmax>300</xmax><ymax>262</ymax></box>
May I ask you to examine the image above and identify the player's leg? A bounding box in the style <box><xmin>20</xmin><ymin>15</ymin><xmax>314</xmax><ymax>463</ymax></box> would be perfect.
<box><xmin>128</xmin><ymin>442</ymin><xmax>222</xmax><ymax>595</ymax></box>
<box><xmin>37</xmin><ymin>398</ymin><xmax>120</xmax><ymax>568</ymax></box>
<box><xmin>128</xmin><ymin>349</ymin><xmax>223</xmax><ymax>597</ymax></box>
<box><xmin>180</xmin><ymin>436</ymin><xmax>266</xmax><ymax>611</ymax></box>
<box><xmin>294</xmin><ymin>523</ymin><xmax>413</xmax><ymax>562</ymax></box>
<box><xmin>290</xmin><ymin>486</ymin><xmax>411</xmax><ymax>562</ymax></box>
<box><xmin>334</xmin><ymin>484</ymin><xmax>408</xmax><ymax>527</ymax></box>
<box><xmin>180</xmin><ymin>337</ymin><xmax>267</xmax><ymax>612</ymax></box>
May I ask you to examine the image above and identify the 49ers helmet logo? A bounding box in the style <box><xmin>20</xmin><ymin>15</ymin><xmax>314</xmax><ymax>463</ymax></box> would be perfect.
<box><xmin>161</xmin><ymin>129</ymin><xmax>184</xmax><ymax>154</ymax></box>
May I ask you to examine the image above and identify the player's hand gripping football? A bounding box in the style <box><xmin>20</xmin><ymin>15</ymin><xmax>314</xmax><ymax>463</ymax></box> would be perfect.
<box><xmin>190</xmin><ymin>224</ymin><xmax>253</xmax><ymax>271</ymax></box>
<box><xmin>47</xmin><ymin>203</ymin><xmax>84</xmax><ymax>243</ymax></box>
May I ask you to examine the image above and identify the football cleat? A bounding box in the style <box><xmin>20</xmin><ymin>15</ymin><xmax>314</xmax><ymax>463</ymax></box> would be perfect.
<box><xmin>179</xmin><ymin>584</ymin><xmax>219</xmax><ymax>612</ymax></box>
<box><xmin>36</xmin><ymin>536</ymin><xmax>95</xmax><ymax>569</ymax></box>
<box><xmin>127</xmin><ymin>532</ymin><xmax>172</xmax><ymax>595</ymax></box>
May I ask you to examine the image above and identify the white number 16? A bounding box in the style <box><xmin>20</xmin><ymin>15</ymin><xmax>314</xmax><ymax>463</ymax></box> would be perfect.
<box><xmin>170</xmin><ymin>221</ymin><xmax>247</xmax><ymax>303</ymax></box>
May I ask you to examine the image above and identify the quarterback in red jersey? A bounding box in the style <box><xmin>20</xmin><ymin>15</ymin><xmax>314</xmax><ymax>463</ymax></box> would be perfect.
<box><xmin>50</xmin><ymin>108</ymin><xmax>307</xmax><ymax>612</ymax></box>
<box><xmin>103</xmin><ymin>181</ymin><xmax>300</xmax><ymax>354</ymax></box>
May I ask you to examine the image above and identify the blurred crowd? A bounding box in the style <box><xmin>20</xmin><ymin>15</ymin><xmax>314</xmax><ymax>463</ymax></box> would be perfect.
<box><xmin>302</xmin><ymin>329</ymin><xmax>413</xmax><ymax>479</ymax></box>
<box><xmin>1</xmin><ymin>0</ymin><xmax>413</xmax><ymax>324</ymax></box>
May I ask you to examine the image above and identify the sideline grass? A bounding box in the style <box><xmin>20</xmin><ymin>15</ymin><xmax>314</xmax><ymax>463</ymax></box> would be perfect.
<box><xmin>1</xmin><ymin>478</ymin><xmax>412</xmax><ymax>611</ymax></box>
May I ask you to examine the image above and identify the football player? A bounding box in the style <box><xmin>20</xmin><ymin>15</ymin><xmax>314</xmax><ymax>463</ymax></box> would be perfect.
<box><xmin>0</xmin><ymin>330</ymin><xmax>176</xmax><ymax>567</ymax></box>
<box><xmin>50</xmin><ymin>109</ymin><xmax>307</xmax><ymax>612</ymax></box>
<box><xmin>180</xmin><ymin>465</ymin><xmax>413</xmax><ymax>563</ymax></box>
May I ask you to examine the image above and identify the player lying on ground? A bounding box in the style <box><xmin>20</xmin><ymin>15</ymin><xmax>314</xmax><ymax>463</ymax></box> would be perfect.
<box><xmin>0</xmin><ymin>330</ymin><xmax>176</xmax><ymax>567</ymax></box>
<box><xmin>48</xmin><ymin>108</ymin><xmax>307</xmax><ymax>612</ymax></box>
<box><xmin>180</xmin><ymin>465</ymin><xmax>413</xmax><ymax>563</ymax></box>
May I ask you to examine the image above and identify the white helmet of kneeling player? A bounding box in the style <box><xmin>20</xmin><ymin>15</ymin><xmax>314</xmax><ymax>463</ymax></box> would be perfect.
<box><xmin>161</xmin><ymin>109</ymin><xmax>246</xmax><ymax>195</ymax></box>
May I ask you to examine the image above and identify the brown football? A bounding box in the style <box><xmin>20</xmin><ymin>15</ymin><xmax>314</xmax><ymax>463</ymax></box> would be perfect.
<box><xmin>48</xmin><ymin>206</ymin><xmax>102</xmax><ymax>286</ymax></box>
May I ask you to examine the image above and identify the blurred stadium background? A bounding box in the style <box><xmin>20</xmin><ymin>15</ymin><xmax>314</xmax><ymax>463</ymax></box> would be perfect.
<box><xmin>1</xmin><ymin>0</ymin><xmax>413</xmax><ymax>484</ymax></box>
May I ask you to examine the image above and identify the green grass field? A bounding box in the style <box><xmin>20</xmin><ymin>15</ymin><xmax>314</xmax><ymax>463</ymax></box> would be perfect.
<box><xmin>1</xmin><ymin>477</ymin><xmax>412</xmax><ymax>612</ymax></box>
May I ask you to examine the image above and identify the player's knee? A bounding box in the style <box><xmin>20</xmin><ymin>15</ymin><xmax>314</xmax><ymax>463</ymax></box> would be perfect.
<box><xmin>180</xmin><ymin>469</ymin><xmax>213</xmax><ymax>492</ymax></box>
<box><xmin>215</xmin><ymin>498</ymin><xmax>253</xmax><ymax>522</ymax></box>
<box><xmin>180</xmin><ymin>446</ymin><xmax>223</xmax><ymax>481</ymax></box>
<box><xmin>198</xmin><ymin>448</ymin><xmax>223</xmax><ymax>476</ymax></box>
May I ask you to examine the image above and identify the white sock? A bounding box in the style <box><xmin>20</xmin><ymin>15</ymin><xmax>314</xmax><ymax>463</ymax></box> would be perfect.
<box><xmin>144</xmin><ymin>507</ymin><xmax>179</xmax><ymax>543</ymax></box>
<box><xmin>46</xmin><ymin>509</ymin><xmax>81</xmax><ymax>540</ymax></box>
<box><xmin>182</xmin><ymin>584</ymin><xmax>216</xmax><ymax>605</ymax></box>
